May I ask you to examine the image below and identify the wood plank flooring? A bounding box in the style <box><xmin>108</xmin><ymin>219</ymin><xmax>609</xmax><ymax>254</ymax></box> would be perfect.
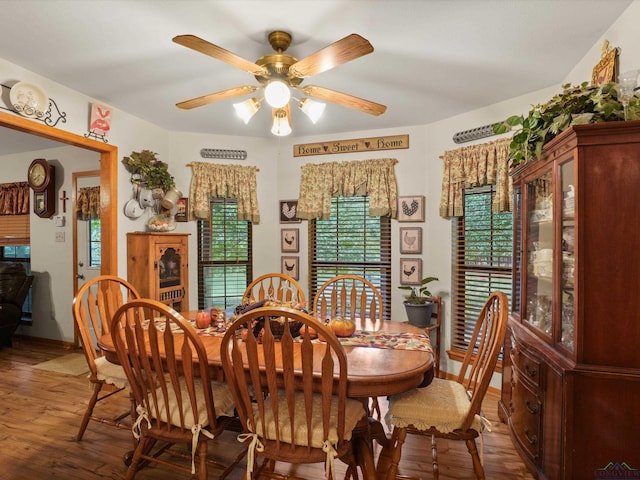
<box><xmin>0</xmin><ymin>337</ymin><xmax>534</xmax><ymax>479</ymax></box>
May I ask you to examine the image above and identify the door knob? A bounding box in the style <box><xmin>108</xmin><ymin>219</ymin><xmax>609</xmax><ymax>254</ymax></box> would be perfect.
<box><xmin>77</xmin><ymin>273</ymin><xmax>85</xmax><ymax>280</ymax></box>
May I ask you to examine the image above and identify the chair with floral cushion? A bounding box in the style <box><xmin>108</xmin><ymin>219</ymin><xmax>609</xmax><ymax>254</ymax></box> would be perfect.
<box><xmin>111</xmin><ymin>299</ymin><xmax>240</xmax><ymax>479</ymax></box>
<box><xmin>72</xmin><ymin>275</ymin><xmax>139</xmax><ymax>441</ymax></box>
<box><xmin>382</xmin><ymin>291</ymin><xmax>508</xmax><ymax>480</ymax></box>
<box><xmin>220</xmin><ymin>305</ymin><xmax>366</xmax><ymax>480</ymax></box>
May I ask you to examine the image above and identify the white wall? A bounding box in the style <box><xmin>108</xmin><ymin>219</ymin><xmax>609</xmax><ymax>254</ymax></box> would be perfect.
<box><xmin>1</xmin><ymin>0</ymin><xmax>638</xmax><ymax>377</ymax></box>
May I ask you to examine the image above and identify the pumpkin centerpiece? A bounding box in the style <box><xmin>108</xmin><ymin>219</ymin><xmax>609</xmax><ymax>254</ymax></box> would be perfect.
<box><xmin>329</xmin><ymin>317</ymin><xmax>356</xmax><ymax>337</ymax></box>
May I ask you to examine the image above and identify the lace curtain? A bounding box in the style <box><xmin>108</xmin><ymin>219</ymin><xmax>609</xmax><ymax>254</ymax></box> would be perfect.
<box><xmin>297</xmin><ymin>158</ymin><xmax>398</xmax><ymax>220</ymax></box>
<box><xmin>188</xmin><ymin>162</ymin><xmax>260</xmax><ymax>223</ymax></box>
<box><xmin>0</xmin><ymin>182</ymin><xmax>29</xmax><ymax>215</ymax></box>
<box><xmin>439</xmin><ymin>138</ymin><xmax>512</xmax><ymax>218</ymax></box>
<box><xmin>76</xmin><ymin>186</ymin><xmax>101</xmax><ymax>220</ymax></box>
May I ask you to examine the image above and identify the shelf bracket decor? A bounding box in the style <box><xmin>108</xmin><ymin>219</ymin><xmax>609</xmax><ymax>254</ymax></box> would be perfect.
<box><xmin>452</xmin><ymin>122</ymin><xmax>503</xmax><ymax>144</ymax></box>
<box><xmin>1</xmin><ymin>83</ymin><xmax>67</xmax><ymax>128</ymax></box>
<box><xmin>200</xmin><ymin>148</ymin><xmax>247</xmax><ymax>160</ymax></box>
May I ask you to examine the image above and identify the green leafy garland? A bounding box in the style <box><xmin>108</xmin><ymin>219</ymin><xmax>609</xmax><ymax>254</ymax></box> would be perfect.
<box><xmin>122</xmin><ymin>149</ymin><xmax>176</xmax><ymax>191</ymax></box>
<box><xmin>494</xmin><ymin>82</ymin><xmax>640</xmax><ymax>167</ymax></box>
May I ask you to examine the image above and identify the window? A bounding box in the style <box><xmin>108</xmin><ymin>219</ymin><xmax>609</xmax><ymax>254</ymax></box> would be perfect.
<box><xmin>451</xmin><ymin>185</ymin><xmax>512</xmax><ymax>358</ymax></box>
<box><xmin>197</xmin><ymin>198</ymin><xmax>252</xmax><ymax>310</ymax></box>
<box><xmin>88</xmin><ymin>219</ymin><xmax>101</xmax><ymax>267</ymax></box>
<box><xmin>0</xmin><ymin>245</ymin><xmax>32</xmax><ymax>318</ymax></box>
<box><xmin>309</xmin><ymin>196</ymin><xmax>391</xmax><ymax>319</ymax></box>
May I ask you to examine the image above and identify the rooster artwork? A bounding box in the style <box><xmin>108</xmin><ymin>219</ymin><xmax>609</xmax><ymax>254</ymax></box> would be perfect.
<box><xmin>400</xmin><ymin>227</ymin><xmax>422</xmax><ymax>253</ymax></box>
<box><xmin>398</xmin><ymin>196</ymin><xmax>425</xmax><ymax>222</ymax></box>
<box><xmin>89</xmin><ymin>103</ymin><xmax>112</xmax><ymax>136</ymax></box>
<box><xmin>279</xmin><ymin>200</ymin><xmax>301</xmax><ymax>223</ymax></box>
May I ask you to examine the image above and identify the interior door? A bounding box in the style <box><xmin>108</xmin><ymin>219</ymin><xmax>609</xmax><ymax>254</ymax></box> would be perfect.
<box><xmin>73</xmin><ymin>171</ymin><xmax>101</xmax><ymax>296</ymax></box>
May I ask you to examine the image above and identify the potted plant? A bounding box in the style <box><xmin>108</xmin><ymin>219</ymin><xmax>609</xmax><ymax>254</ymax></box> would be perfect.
<box><xmin>493</xmin><ymin>81</ymin><xmax>640</xmax><ymax>167</ymax></box>
<box><xmin>122</xmin><ymin>149</ymin><xmax>176</xmax><ymax>192</ymax></box>
<box><xmin>398</xmin><ymin>276</ymin><xmax>439</xmax><ymax>327</ymax></box>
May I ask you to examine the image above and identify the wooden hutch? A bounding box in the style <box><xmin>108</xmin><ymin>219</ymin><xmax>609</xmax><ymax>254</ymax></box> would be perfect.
<box><xmin>499</xmin><ymin>121</ymin><xmax>640</xmax><ymax>479</ymax></box>
<box><xmin>126</xmin><ymin>232</ymin><xmax>189</xmax><ymax>312</ymax></box>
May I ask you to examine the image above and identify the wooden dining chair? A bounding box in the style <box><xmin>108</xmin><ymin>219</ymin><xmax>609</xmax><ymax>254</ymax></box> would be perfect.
<box><xmin>220</xmin><ymin>306</ymin><xmax>367</xmax><ymax>480</ymax></box>
<box><xmin>111</xmin><ymin>299</ymin><xmax>240</xmax><ymax>480</ymax></box>
<box><xmin>242</xmin><ymin>273</ymin><xmax>306</xmax><ymax>305</ymax></box>
<box><xmin>382</xmin><ymin>291</ymin><xmax>509</xmax><ymax>480</ymax></box>
<box><xmin>72</xmin><ymin>274</ymin><xmax>139</xmax><ymax>441</ymax></box>
<box><xmin>313</xmin><ymin>274</ymin><xmax>385</xmax><ymax>418</ymax></box>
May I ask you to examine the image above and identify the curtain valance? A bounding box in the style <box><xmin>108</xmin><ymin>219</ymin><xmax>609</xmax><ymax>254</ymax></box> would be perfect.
<box><xmin>76</xmin><ymin>186</ymin><xmax>101</xmax><ymax>220</ymax></box>
<box><xmin>297</xmin><ymin>158</ymin><xmax>398</xmax><ymax>220</ymax></box>
<box><xmin>188</xmin><ymin>162</ymin><xmax>260</xmax><ymax>223</ymax></box>
<box><xmin>439</xmin><ymin>137</ymin><xmax>512</xmax><ymax>218</ymax></box>
<box><xmin>0</xmin><ymin>182</ymin><xmax>29</xmax><ymax>215</ymax></box>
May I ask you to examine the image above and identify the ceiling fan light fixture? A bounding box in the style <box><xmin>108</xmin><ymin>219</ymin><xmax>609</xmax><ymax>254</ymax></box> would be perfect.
<box><xmin>233</xmin><ymin>97</ymin><xmax>261</xmax><ymax>124</ymax></box>
<box><xmin>264</xmin><ymin>80</ymin><xmax>291</xmax><ymax>108</ymax></box>
<box><xmin>271</xmin><ymin>108</ymin><xmax>292</xmax><ymax>136</ymax></box>
<box><xmin>299</xmin><ymin>97</ymin><xmax>326</xmax><ymax>124</ymax></box>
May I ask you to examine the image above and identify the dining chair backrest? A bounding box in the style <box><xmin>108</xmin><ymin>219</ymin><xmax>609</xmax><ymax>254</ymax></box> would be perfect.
<box><xmin>71</xmin><ymin>275</ymin><xmax>140</xmax><ymax>441</ymax></box>
<box><xmin>73</xmin><ymin>275</ymin><xmax>140</xmax><ymax>380</ymax></box>
<box><xmin>456</xmin><ymin>290</ymin><xmax>509</xmax><ymax>430</ymax></box>
<box><xmin>221</xmin><ymin>306</ymin><xmax>365</xmax><ymax>478</ymax></box>
<box><xmin>242</xmin><ymin>273</ymin><xmax>305</xmax><ymax>304</ymax></box>
<box><xmin>111</xmin><ymin>298</ymin><xmax>224</xmax><ymax>432</ymax></box>
<box><xmin>313</xmin><ymin>274</ymin><xmax>384</xmax><ymax>327</ymax></box>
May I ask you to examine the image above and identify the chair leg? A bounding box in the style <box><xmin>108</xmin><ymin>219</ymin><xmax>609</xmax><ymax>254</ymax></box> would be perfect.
<box><xmin>77</xmin><ymin>381</ymin><xmax>102</xmax><ymax>441</ymax></box>
<box><xmin>370</xmin><ymin>396</ymin><xmax>381</xmax><ymax>420</ymax></box>
<box><xmin>125</xmin><ymin>435</ymin><xmax>149</xmax><ymax>480</ymax></box>
<box><xmin>431</xmin><ymin>435</ymin><xmax>438</xmax><ymax>480</ymax></box>
<box><xmin>197</xmin><ymin>440</ymin><xmax>208</xmax><ymax>480</ymax></box>
<box><xmin>465</xmin><ymin>438</ymin><xmax>485</xmax><ymax>480</ymax></box>
<box><xmin>383</xmin><ymin>427</ymin><xmax>407</xmax><ymax>480</ymax></box>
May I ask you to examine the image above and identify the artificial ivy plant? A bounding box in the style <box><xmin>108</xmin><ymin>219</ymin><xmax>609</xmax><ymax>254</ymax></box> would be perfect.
<box><xmin>494</xmin><ymin>82</ymin><xmax>640</xmax><ymax>167</ymax></box>
<box><xmin>122</xmin><ymin>149</ymin><xmax>176</xmax><ymax>191</ymax></box>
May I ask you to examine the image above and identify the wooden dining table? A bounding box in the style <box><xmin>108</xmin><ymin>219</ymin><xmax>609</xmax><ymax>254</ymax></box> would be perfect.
<box><xmin>98</xmin><ymin>311</ymin><xmax>434</xmax><ymax>480</ymax></box>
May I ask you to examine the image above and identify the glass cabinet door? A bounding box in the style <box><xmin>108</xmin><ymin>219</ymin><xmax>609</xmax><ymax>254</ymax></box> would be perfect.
<box><xmin>560</xmin><ymin>160</ymin><xmax>575</xmax><ymax>352</ymax></box>
<box><xmin>524</xmin><ymin>170</ymin><xmax>553</xmax><ymax>336</ymax></box>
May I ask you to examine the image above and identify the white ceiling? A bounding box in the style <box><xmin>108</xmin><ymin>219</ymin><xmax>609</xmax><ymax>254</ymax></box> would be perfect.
<box><xmin>0</xmin><ymin>0</ymin><xmax>633</xmax><ymax>142</ymax></box>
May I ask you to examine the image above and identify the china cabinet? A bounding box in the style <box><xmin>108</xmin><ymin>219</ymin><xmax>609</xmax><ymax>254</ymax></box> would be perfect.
<box><xmin>499</xmin><ymin>121</ymin><xmax>640</xmax><ymax>479</ymax></box>
<box><xmin>126</xmin><ymin>232</ymin><xmax>189</xmax><ymax>312</ymax></box>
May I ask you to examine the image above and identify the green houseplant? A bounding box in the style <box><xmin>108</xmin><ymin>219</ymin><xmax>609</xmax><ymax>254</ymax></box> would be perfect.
<box><xmin>398</xmin><ymin>276</ymin><xmax>439</xmax><ymax>327</ymax></box>
<box><xmin>122</xmin><ymin>149</ymin><xmax>176</xmax><ymax>192</ymax></box>
<box><xmin>494</xmin><ymin>82</ymin><xmax>640</xmax><ymax>167</ymax></box>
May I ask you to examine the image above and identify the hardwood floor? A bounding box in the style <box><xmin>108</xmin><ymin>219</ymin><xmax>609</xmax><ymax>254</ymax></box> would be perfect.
<box><xmin>0</xmin><ymin>337</ymin><xmax>534</xmax><ymax>479</ymax></box>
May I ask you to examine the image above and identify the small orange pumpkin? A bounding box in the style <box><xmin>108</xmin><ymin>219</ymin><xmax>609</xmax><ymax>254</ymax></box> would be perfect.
<box><xmin>195</xmin><ymin>310</ymin><xmax>211</xmax><ymax>329</ymax></box>
<box><xmin>329</xmin><ymin>317</ymin><xmax>356</xmax><ymax>337</ymax></box>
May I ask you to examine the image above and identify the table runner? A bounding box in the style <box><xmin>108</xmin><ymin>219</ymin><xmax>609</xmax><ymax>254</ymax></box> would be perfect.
<box><xmin>146</xmin><ymin>319</ymin><xmax>432</xmax><ymax>353</ymax></box>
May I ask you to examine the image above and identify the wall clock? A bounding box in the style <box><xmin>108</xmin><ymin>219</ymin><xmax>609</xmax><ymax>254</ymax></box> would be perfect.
<box><xmin>27</xmin><ymin>158</ymin><xmax>56</xmax><ymax>218</ymax></box>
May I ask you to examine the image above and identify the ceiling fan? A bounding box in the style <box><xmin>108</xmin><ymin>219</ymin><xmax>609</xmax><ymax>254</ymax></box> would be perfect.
<box><xmin>172</xmin><ymin>31</ymin><xmax>387</xmax><ymax>135</ymax></box>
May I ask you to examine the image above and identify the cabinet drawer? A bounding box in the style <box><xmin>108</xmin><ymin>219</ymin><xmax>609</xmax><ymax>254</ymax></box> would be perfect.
<box><xmin>511</xmin><ymin>369</ymin><xmax>542</xmax><ymax>463</ymax></box>
<box><xmin>510</xmin><ymin>336</ymin><xmax>542</xmax><ymax>387</ymax></box>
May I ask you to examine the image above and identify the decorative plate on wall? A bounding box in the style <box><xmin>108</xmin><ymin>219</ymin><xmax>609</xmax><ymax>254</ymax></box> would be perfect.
<box><xmin>10</xmin><ymin>81</ymin><xmax>49</xmax><ymax>119</ymax></box>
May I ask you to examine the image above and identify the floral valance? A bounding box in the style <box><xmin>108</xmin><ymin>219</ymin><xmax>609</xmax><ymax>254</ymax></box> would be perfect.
<box><xmin>76</xmin><ymin>186</ymin><xmax>101</xmax><ymax>220</ymax></box>
<box><xmin>439</xmin><ymin>138</ymin><xmax>512</xmax><ymax>218</ymax></box>
<box><xmin>188</xmin><ymin>162</ymin><xmax>260</xmax><ymax>223</ymax></box>
<box><xmin>0</xmin><ymin>182</ymin><xmax>29</xmax><ymax>215</ymax></box>
<box><xmin>297</xmin><ymin>158</ymin><xmax>398</xmax><ymax>220</ymax></box>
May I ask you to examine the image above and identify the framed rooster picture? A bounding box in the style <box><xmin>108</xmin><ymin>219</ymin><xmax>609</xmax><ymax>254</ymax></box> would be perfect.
<box><xmin>279</xmin><ymin>200</ymin><xmax>301</xmax><ymax>223</ymax></box>
<box><xmin>400</xmin><ymin>227</ymin><xmax>422</xmax><ymax>254</ymax></box>
<box><xmin>281</xmin><ymin>256</ymin><xmax>299</xmax><ymax>280</ymax></box>
<box><xmin>399</xmin><ymin>258</ymin><xmax>422</xmax><ymax>285</ymax></box>
<box><xmin>281</xmin><ymin>228</ymin><xmax>299</xmax><ymax>253</ymax></box>
<box><xmin>398</xmin><ymin>195</ymin><xmax>425</xmax><ymax>222</ymax></box>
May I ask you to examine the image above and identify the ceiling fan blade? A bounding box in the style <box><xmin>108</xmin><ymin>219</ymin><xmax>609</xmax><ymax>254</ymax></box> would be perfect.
<box><xmin>289</xmin><ymin>33</ymin><xmax>374</xmax><ymax>78</ymax></box>
<box><xmin>176</xmin><ymin>86</ymin><xmax>258</xmax><ymax>110</ymax></box>
<box><xmin>173</xmin><ymin>34</ymin><xmax>268</xmax><ymax>76</ymax></box>
<box><xmin>301</xmin><ymin>85</ymin><xmax>387</xmax><ymax>116</ymax></box>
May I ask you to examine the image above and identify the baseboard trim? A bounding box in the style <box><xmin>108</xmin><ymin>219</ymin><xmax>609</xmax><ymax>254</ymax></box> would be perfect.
<box><xmin>13</xmin><ymin>334</ymin><xmax>76</xmax><ymax>350</ymax></box>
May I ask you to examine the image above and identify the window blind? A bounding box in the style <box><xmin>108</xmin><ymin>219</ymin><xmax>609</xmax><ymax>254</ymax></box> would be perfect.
<box><xmin>197</xmin><ymin>198</ymin><xmax>252</xmax><ymax>310</ymax></box>
<box><xmin>451</xmin><ymin>186</ymin><xmax>512</xmax><ymax>353</ymax></box>
<box><xmin>0</xmin><ymin>215</ymin><xmax>29</xmax><ymax>246</ymax></box>
<box><xmin>309</xmin><ymin>196</ymin><xmax>391</xmax><ymax>319</ymax></box>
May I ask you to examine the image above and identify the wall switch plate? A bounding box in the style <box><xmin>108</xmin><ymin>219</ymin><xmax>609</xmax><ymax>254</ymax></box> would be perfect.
<box><xmin>55</xmin><ymin>231</ymin><xmax>65</xmax><ymax>242</ymax></box>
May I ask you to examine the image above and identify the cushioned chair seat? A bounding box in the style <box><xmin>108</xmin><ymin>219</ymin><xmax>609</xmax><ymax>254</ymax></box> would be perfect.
<box><xmin>144</xmin><ymin>377</ymin><xmax>236</xmax><ymax>428</ymax></box>
<box><xmin>94</xmin><ymin>356</ymin><xmax>129</xmax><ymax>389</ymax></box>
<box><xmin>251</xmin><ymin>392</ymin><xmax>365</xmax><ymax>447</ymax></box>
<box><xmin>386</xmin><ymin>378</ymin><xmax>482</xmax><ymax>433</ymax></box>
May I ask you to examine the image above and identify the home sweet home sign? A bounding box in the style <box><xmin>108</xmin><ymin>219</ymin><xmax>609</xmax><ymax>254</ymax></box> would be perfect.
<box><xmin>293</xmin><ymin>134</ymin><xmax>409</xmax><ymax>157</ymax></box>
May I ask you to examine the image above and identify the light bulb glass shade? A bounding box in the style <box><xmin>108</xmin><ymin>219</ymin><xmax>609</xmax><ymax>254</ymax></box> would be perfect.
<box><xmin>264</xmin><ymin>80</ymin><xmax>291</xmax><ymax>108</ymax></box>
<box><xmin>233</xmin><ymin>98</ymin><xmax>261</xmax><ymax>124</ymax></box>
<box><xmin>271</xmin><ymin>108</ymin><xmax>292</xmax><ymax>136</ymax></box>
<box><xmin>299</xmin><ymin>97</ymin><xmax>326</xmax><ymax>124</ymax></box>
